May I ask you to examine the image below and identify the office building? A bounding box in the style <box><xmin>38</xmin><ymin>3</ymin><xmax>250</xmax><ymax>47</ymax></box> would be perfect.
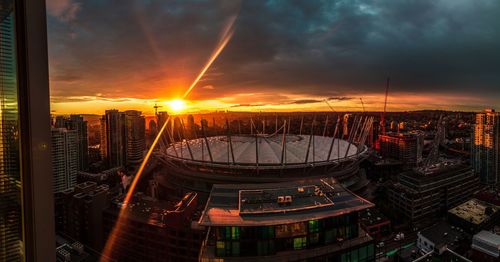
<box><xmin>0</xmin><ymin>1</ymin><xmax>55</xmax><ymax>260</ymax></box>
<box><xmin>102</xmin><ymin>192</ymin><xmax>205</xmax><ymax>261</ymax></box>
<box><xmin>198</xmin><ymin>179</ymin><xmax>375</xmax><ymax>261</ymax></box>
<box><xmin>124</xmin><ymin>110</ymin><xmax>145</xmax><ymax>165</ymax></box>
<box><xmin>60</xmin><ymin>181</ymin><xmax>110</xmax><ymax>250</ymax></box>
<box><xmin>100</xmin><ymin>110</ymin><xmax>126</xmax><ymax>167</ymax></box>
<box><xmin>472</xmin><ymin>109</ymin><xmax>500</xmax><ymax>184</ymax></box>
<box><xmin>379</xmin><ymin>131</ymin><xmax>424</xmax><ymax>167</ymax></box>
<box><xmin>388</xmin><ymin>161</ymin><xmax>479</xmax><ymax>226</ymax></box>
<box><xmin>52</xmin><ymin>128</ymin><xmax>79</xmax><ymax>193</ymax></box>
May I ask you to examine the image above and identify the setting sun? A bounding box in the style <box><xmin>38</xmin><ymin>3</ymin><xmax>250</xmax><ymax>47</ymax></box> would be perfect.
<box><xmin>167</xmin><ymin>99</ymin><xmax>187</xmax><ymax>113</ymax></box>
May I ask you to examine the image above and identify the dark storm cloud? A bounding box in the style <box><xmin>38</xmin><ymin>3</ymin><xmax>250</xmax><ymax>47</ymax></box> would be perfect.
<box><xmin>47</xmin><ymin>0</ymin><xmax>500</xmax><ymax>102</ymax></box>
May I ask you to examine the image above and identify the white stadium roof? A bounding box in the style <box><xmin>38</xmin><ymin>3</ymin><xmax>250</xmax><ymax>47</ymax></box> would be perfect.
<box><xmin>165</xmin><ymin>135</ymin><xmax>363</xmax><ymax>165</ymax></box>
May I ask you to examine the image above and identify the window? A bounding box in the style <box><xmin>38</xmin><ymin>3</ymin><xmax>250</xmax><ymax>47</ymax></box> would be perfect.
<box><xmin>325</xmin><ymin>230</ymin><xmax>334</xmax><ymax>244</ymax></box>
<box><xmin>309</xmin><ymin>233</ymin><xmax>319</xmax><ymax>245</ymax></box>
<box><xmin>257</xmin><ymin>240</ymin><xmax>275</xmax><ymax>255</ymax></box>
<box><xmin>232</xmin><ymin>242</ymin><xmax>240</xmax><ymax>256</ymax></box>
<box><xmin>359</xmin><ymin>245</ymin><xmax>367</xmax><ymax>260</ymax></box>
<box><xmin>231</xmin><ymin>227</ymin><xmax>240</xmax><ymax>240</ymax></box>
<box><xmin>293</xmin><ymin>237</ymin><xmax>307</xmax><ymax>250</ymax></box>
<box><xmin>308</xmin><ymin>220</ymin><xmax>319</xmax><ymax>233</ymax></box>
<box><xmin>276</xmin><ymin>222</ymin><xmax>306</xmax><ymax>238</ymax></box>
<box><xmin>216</xmin><ymin>241</ymin><xmax>225</xmax><ymax>256</ymax></box>
<box><xmin>258</xmin><ymin>226</ymin><xmax>274</xmax><ymax>239</ymax></box>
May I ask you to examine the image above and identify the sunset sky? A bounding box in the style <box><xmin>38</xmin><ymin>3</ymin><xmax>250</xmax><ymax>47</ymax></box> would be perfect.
<box><xmin>47</xmin><ymin>0</ymin><xmax>500</xmax><ymax>115</ymax></box>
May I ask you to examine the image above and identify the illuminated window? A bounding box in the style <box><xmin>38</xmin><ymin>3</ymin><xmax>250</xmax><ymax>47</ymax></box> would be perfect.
<box><xmin>293</xmin><ymin>237</ymin><xmax>307</xmax><ymax>250</ymax></box>
<box><xmin>308</xmin><ymin>220</ymin><xmax>319</xmax><ymax>233</ymax></box>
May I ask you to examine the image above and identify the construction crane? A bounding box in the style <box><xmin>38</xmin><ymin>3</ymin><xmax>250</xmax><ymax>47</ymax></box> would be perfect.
<box><xmin>324</xmin><ymin>99</ymin><xmax>336</xmax><ymax>112</ymax></box>
<box><xmin>153</xmin><ymin>102</ymin><xmax>163</xmax><ymax>116</ymax></box>
<box><xmin>359</xmin><ymin>98</ymin><xmax>365</xmax><ymax>113</ymax></box>
<box><xmin>422</xmin><ymin>115</ymin><xmax>445</xmax><ymax>167</ymax></box>
<box><xmin>380</xmin><ymin>77</ymin><xmax>390</xmax><ymax>134</ymax></box>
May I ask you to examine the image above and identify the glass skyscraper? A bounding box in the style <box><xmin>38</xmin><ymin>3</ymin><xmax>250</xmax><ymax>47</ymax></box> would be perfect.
<box><xmin>0</xmin><ymin>1</ymin><xmax>23</xmax><ymax>260</ymax></box>
<box><xmin>1</xmin><ymin>0</ymin><xmax>55</xmax><ymax>260</ymax></box>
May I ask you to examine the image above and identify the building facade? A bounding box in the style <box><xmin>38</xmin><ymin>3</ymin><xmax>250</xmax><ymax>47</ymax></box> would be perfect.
<box><xmin>55</xmin><ymin>115</ymin><xmax>89</xmax><ymax>171</ymax></box>
<box><xmin>124</xmin><ymin>110</ymin><xmax>145</xmax><ymax>166</ymax></box>
<box><xmin>198</xmin><ymin>179</ymin><xmax>375</xmax><ymax>261</ymax></box>
<box><xmin>388</xmin><ymin>162</ymin><xmax>479</xmax><ymax>226</ymax></box>
<box><xmin>101</xmin><ymin>110</ymin><xmax>126</xmax><ymax>168</ymax></box>
<box><xmin>379</xmin><ymin>131</ymin><xmax>424</xmax><ymax>168</ymax></box>
<box><xmin>60</xmin><ymin>181</ymin><xmax>110</xmax><ymax>251</ymax></box>
<box><xmin>102</xmin><ymin>192</ymin><xmax>205</xmax><ymax>261</ymax></box>
<box><xmin>0</xmin><ymin>0</ymin><xmax>55</xmax><ymax>259</ymax></box>
<box><xmin>472</xmin><ymin>109</ymin><xmax>500</xmax><ymax>184</ymax></box>
<box><xmin>52</xmin><ymin>128</ymin><xmax>79</xmax><ymax>193</ymax></box>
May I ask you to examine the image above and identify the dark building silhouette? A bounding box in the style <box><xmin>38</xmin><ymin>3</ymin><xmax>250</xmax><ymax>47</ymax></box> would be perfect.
<box><xmin>101</xmin><ymin>110</ymin><xmax>126</xmax><ymax>168</ymax></box>
<box><xmin>60</xmin><ymin>181</ymin><xmax>110</xmax><ymax>251</ymax></box>
<box><xmin>0</xmin><ymin>0</ymin><xmax>55</xmax><ymax>260</ymax></box>
<box><xmin>103</xmin><ymin>192</ymin><xmax>204</xmax><ymax>261</ymax></box>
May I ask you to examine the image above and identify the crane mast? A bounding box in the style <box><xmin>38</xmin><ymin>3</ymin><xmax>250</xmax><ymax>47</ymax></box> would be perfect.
<box><xmin>381</xmin><ymin>77</ymin><xmax>390</xmax><ymax>134</ymax></box>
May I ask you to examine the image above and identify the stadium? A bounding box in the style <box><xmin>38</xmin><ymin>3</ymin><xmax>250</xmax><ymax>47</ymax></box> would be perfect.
<box><xmin>153</xmin><ymin>116</ymin><xmax>373</xmax><ymax>198</ymax></box>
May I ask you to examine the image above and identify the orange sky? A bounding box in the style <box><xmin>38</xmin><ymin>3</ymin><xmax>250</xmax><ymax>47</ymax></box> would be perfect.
<box><xmin>50</xmin><ymin>91</ymin><xmax>485</xmax><ymax>116</ymax></box>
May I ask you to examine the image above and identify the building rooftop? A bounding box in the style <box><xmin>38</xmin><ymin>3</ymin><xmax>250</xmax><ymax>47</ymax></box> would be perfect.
<box><xmin>198</xmin><ymin>178</ymin><xmax>373</xmax><ymax>226</ymax></box>
<box><xmin>379</xmin><ymin>130</ymin><xmax>424</xmax><ymax>139</ymax></box>
<box><xmin>359</xmin><ymin>208</ymin><xmax>390</xmax><ymax>227</ymax></box>
<box><xmin>108</xmin><ymin>192</ymin><xmax>199</xmax><ymax>227</ymax></box>
<box><xmin>419</xmin><ymin>221</ymin><xmax>464</xmax><ymax>250</ymax></box>
<box><xmin>166</xmin><ymin>135</ymin><xmax>365</xmax><ymax>166</ymax></box>
<box><xmin>448</xmin><ymin>198</ymin><xmax>499</xmax><ymax>225</ymax></box>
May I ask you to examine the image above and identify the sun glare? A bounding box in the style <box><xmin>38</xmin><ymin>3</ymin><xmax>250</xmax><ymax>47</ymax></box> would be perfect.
<box><xmin>167</xmin><ymin>99</ymin><xmax>187</xmax><ymax>113</ymax></box>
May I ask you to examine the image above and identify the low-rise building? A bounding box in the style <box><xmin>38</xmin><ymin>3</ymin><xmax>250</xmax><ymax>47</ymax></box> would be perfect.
<box><xmin>471</xmin><ymin>230</ymin><xmax>500</xmax><ymax>261</ymax></box>
<box><xmin>417</xmin><ymin>221</ymin><xmax>466</xmax><ymax>256</ymax></box>
<box><xmin>448</xmin><ymin>198</ymin><xmax>500</xmax><ymax>234</ymax></box>
<box><xmin>359</xmin><ymin>209</ymin><xmax>391</xmax><ymax>239</ymax></box>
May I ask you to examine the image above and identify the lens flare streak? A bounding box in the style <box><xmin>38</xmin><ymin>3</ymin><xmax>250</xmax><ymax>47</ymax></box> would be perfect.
<box><xmin>101</xmin><ymin>13</ymin><xmax>238</xmax><ymax>261</ymax></box>
<box><xmin>182</xmin><ymin>14</ymin><xmax>237</xmax><ymax>99</ymax></box>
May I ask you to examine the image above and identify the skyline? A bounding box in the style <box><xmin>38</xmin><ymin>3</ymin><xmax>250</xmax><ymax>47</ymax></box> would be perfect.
<box><xmin>47</xmin><ymin>0</ymin><xmax>500</xmax><ymax>115</ymax></box>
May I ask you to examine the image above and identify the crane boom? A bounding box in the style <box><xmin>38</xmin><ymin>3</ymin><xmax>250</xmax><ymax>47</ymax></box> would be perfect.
<box><xmin>324</xmin><ymin>99</ymin><xmax>336</xmax><ymax>112</ymax></box>
<box><xmin>381</xmin><ymin>77</ymin><xmax>390</xmax><ymax>134</ymax></box>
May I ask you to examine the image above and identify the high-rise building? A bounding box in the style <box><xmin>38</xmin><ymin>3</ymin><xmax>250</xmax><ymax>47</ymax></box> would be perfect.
<box><xmin>379</xmin><ymin>131</ymin><xmax>424</xmax><ymax>167</ymax></box>
<box><xmin>157</xmin><ymin>111</ymin><xmax>169</xmax><ymax>129</ymax></box>
<box><xmin>101</xmin><ymin>110</ymin><xmax>126</xmax><ymax>168</ymax></box>
<box><xmin>52</xmin><ymin>128</ymin><xmax>79</xmax><ymax>193</ymax></box>
<box><xmin>124</xmin><ymin>110</ymin><xmax>145</xmax><ymax>165</ymax></box>
<box><xmin>0</xmin><ymin>0</ymin><xmax>55</xmax><ymax>260</ymax></box>
<box><xmin>199</xmin><ymin>179</ymin><xmax>375</xmax><ymax>261</ymax></box>
<box><xmin>54</xmin><ymin>115</ymin><xmax>89</xmax><ymax>171</ymax></box>
<box><xmin>70</xmin><ymin>115</ymin><xmax>89</xmax><ymax>171</ymax></box>
<box><xmin>472</xmin><ymin>109</ymin><xmax>500</xmax><ymax>184</ymax></box>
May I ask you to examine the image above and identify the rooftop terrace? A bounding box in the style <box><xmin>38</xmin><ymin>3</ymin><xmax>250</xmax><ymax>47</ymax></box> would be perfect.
<box><xmin>448</xmin><ymin>198</ymin><xmax>499</xmax><ymax>225</ymax></box>
<box><xmin>199</xmin><ymin>178</ymin><xmax>373</xmax><ymax>226</ymax></box>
